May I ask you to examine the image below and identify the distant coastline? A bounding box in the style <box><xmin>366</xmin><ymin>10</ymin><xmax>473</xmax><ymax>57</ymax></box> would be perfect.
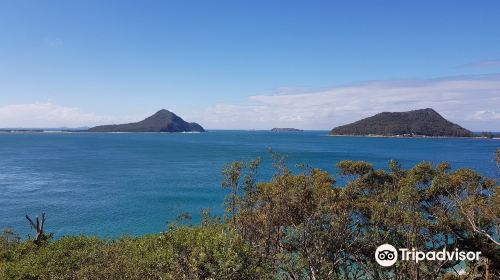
<box><xmin>0</xmin><ymin>130</ymin><xmax>205</xmax><ymax>134</ymax></box>
<box><xmin>0</xmin><ymin>129</ymin><xmax>87</xmax><ymax>133</ymax></box>
<box><xmin>328</xmin><ymin>133</ymin><xmax>500</xmax><ymax>139</ymax></box>
<box><xmin>1</xmin><ymin>129</ymin><xmax>498</xmax><ymax>140</ymax></box>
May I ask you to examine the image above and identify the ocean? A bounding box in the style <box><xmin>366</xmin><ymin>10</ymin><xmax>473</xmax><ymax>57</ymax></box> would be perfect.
<box><xmin>0</xmin><ymin>131</ymin><xmax>498</xmax><ymax>237</ymax></box>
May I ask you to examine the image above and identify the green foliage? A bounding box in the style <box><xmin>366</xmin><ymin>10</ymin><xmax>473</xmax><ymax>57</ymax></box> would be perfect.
<box><xmin>336</xmin><ymin>160</ymin><xmax>373</xmax><ymax>176</ymax></box>
<box><xmin>227</xmin><ymin>155</ymin><xmax>499</xmax><ymax>279</ymax></box>
<box><xmin>0</xmin><ymin>229</ymin><xmax>20</xmax><ymax>263</ymax></box>
<box><xmin>0</xmin><ymin>226</ymin><xmax>265</xmax><ymax>280</ymax></box>
<box><xmin>161</xmin><ymin>224</ymin><xmax>264</xmax><ymax>279</ymax></box>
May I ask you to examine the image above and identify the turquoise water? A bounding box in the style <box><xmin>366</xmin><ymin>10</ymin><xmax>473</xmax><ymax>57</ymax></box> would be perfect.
<box><xmin>0</xmin><ymin>131</ymin><xmax>498</xmax><ymax>237</ymax></box>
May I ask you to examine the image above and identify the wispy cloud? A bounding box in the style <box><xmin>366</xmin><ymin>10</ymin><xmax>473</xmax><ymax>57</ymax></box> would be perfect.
<box><xmin>44</xmin><ymin>38</ymin><xmax>64</xmax><ymax>48</ymax></box>
<box><xmin>460</xmin><ymin>59</ymin><xmax>500</xmax><ymax>69</ymax></box>
<box><xmin>0</xmin><ymin>102</ymin><xmax>132</xmax><ymax>128</ymax></box>
<box><xmin>467</xmin><ymin>110</ymin><xmax>500</xmax><ymax>121</ymax></box>
<box><xmin>194</xmin><ymin>74</ymin><xmax>500</xmax><ymax>131</ymax></box>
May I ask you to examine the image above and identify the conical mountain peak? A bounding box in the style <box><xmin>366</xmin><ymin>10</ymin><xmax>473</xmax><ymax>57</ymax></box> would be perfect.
<box><xmin>89</xmin><ymin>109</ymin><xmax>205</xmax><ymax>132</ymax></box>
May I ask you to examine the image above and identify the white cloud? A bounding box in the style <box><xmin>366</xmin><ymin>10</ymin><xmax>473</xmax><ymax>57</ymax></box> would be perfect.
<box><xmin>461</xmin><ymin>59</ymin><xmax>500</xmax><ymax>68</ymax></box>
<box><xmin>195</xmin><ymin>74</ymin><xmax>500</xmax><ymax>131</ymax></box>
<box><xmin>3</xmin><ymin>75</ymin><xmax>500</xmax><ymax>131</ymax></box>
<box><xmin>0</xmin><ymin>102</ymin><xmax>130</xmax><ymax>128</ymax></box>
<box><xmin>468</xmin><ymin>110</ymin><xmax>500</xmax><ymax>121</ymax></box>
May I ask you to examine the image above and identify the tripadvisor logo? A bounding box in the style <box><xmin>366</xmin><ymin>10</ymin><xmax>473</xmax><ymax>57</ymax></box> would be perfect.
<box><xmin>375</xmin><ymin>244</ymin><xmax>482</xmax><ymax>267</ymax></box>
<box><xmin>375</xmin><ymin>244</ymin><xmax>398</xmax><ymax>267</ymax></box>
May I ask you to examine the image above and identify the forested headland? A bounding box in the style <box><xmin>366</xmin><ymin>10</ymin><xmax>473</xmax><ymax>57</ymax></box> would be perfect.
<box><xmin>329</xmin><ymin>108</ymin><xmax>474</xmax><ymax>137</ymax></box>
<box><xmin>1</xmin><ymin>149</ymin><xmax>499</xmax><ymax>280</ymax></box>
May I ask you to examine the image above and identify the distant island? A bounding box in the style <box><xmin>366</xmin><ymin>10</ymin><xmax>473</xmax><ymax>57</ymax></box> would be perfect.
<box><xmin>477</xmin><ymin>131</ymin><xmax>500</xmax><ymax>138</ymax></box>
<box><xmin>330</xmin><ymin>108</ymin><xmax>473</xmax><ymax>137</ymax></box>
<box><xmin>271</xmin><ymin>128</ymin><xmax>303</xmax><ymax>132</ymax></box>
<box><xmin>88</xmin><ymin>109</ymin><xmax>205</xmax><ymax>133</ymax></box>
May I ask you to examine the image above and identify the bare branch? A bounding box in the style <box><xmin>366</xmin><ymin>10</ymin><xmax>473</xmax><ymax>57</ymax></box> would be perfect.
<box><xmin>25</xmin><ymin>215</ymin><xmax>37</xmax><ymax>229</ymax></box>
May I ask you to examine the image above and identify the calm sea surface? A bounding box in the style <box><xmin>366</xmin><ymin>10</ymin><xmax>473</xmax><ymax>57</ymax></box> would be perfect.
<box><xmin>0</xmin><ymin>131</ymin><xmax>498</xmax><ymax>237</ymax></box>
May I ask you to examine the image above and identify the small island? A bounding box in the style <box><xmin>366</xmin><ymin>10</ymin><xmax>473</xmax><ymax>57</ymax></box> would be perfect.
<box><xmin>330</xmin><ymin>108</ymin><xmax>473</xmax><ymax>137</ymax></box>
<box><xmin>88</xmin><ymin>109</ymin><xmax>205</xmax><ymax>133</ymax></box>
<box><xmin>271</xmin><ymin>128</ymin><xmax>303</xmax><ymax>132</ymax></box>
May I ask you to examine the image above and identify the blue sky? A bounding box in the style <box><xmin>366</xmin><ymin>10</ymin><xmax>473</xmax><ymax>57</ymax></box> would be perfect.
<box><xmin>1</xmin><ymin>0</ymin><xmax>499</xmax><ymax>130</ymax></box>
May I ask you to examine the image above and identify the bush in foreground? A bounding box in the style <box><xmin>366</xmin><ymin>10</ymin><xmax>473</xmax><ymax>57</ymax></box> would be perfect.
<box><xmin>0</xmin><ymin>224</ymin><xmax>265</xmax><ymax>279</ymax></box>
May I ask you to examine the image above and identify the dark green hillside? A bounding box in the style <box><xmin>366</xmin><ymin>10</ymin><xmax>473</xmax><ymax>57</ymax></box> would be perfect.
<box><xmin>330</xmin><ymin>108</ymin><xmax>473</xmax><ymax>137</ymax></box>
<box><xmin>89</xmin><ymin>109</ymin><xmax>205</xmax><ymax>133</ymax></box>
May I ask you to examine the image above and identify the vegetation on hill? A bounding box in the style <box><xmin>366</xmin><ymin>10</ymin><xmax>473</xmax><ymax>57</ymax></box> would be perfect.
<box><xmin>88</xmin><ymin>109</ymin><xmax>205</xmax><ymax>132</ymax></box>
<box><xmin>330</xmin><ymin>108</ymin><xmax>474</xmax><ymax>137</ymax></box>
<box><xmin>271</xmin><ymin>128</ymin><xmax>303</xmax><ymax>132</ymax></box>
<box><xmin>1</xmin><ymin>150</ymin><xmax>498</xmax><ymax>279</ymax></box>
